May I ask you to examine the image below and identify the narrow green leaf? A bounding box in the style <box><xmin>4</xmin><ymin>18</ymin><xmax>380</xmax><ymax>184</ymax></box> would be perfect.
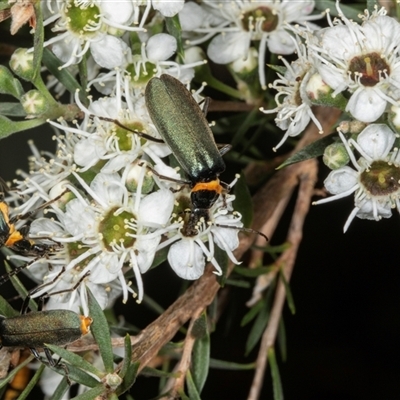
<box><xmin>261</xmin><ymin>243</ymin><xmax>291</xmax><ymax>257</ymax></box>
<box><xmin>71</xmin><ymin>384</ymin><xmax>105</xmax><ymax>400</ymax></box>
<box><xmin>241</xmin><ymin>299</ymin><xmax>265</xmax><ymax>327</ymax></box>
<box><xmin>165</xmin><ymin>16</ymin><xmax>184</xmax><ymax>63</ymax></box>
<box><xmin>266</xmin><ymin>64</ymin><xmax>286</xmax><ymax>75</ymax></box>
<box><xmin>45</xmin><ymin>344</ymin><xmax>102</xmax><ymax>378</ymax></box>
<box><xmin>191</xmin><ymin>312</ymin><xmax>208</xmax><ymax>340</ymax></box>
<box><xmin>268</xmin><ymin>348</ymin><xmax>284</xmax><ymax>400</ymax></box>
<box><xmin>42</xmin><ymin>48</ymin><xmax>83</xmax><ymax>95</ymax></box>
<box><xmin>150</xmin><ymin>246</ymin><xmax>169</xmax><ymax>270</ymax></box>
<box><xmin>0</xmin><ymin>355</ymin><xmax>34</xmax><ymax>389</ymax></box>
<box><xmin>314</xmin><ymin>0</ymin><xmax>363</xmax><ymax>21</ymax></box>
<box><xmin>0</xmin><ymin>66</ymin><xmax>24</xmax><ymax>98</ymax></box>
<box><xmin>231</xmin><ymin>108</ymin><xmax>260</xmax><ymax>148</ymax></box>
<box><xmin>367</xmin><ymin>0</ymin><xmax>378</xmax><ymax>12</ymax></box>
<box><xmin>178</xmin><ymin>388</ymin><xmax>191</xmax><ymax>400</ymax></box>
<box><xmin>224</xmin><ymin>278</ymin><xmax>251</xmax><ymax>288</ymax></box>
<box><xmin>277</xmin><ymin>318</ymin><xmax>287</xmax><ymax>363</ymax></box>
<box><xmin>209</xmin><ymin>359</ymin><xmax>255</xmax><ymax>370</ymax></box>
<box><xmin>142</xmin><ymin>293</ymin><xmax>165</xmax><ymax>316</ymax></box>
<box><xmin>277</xmin><ymin>133</ymin><xmax>337</xmax><ymax>169</ymax></box>
<box><xmin>32</xmin><ymin>1</ymin><xmax>44</xmax><ymax>82</ymax></box>
<box><xmin>0</xmin><ymin>1</ymin><xmax>9</xmax><ymax>11</ymax></box>
<box><xmin>185</xmin><ymin>370</ymin><xmax>201</xmax><ymax>400</ymax></box>
<box><xmin>279</xmin><ymin>270</ymin><xmax>296</xmax><ymax>315</ymax></box>
<box><xmin>233</xmin><ymin>174</ymin><xmax>253</xmax><ymax>229</ymax></box>
<box><xmin>158</xmin><ymin>360</ymin><xmax>171</xmax><ymax>392</ymax></box>
<box><xmin>17</xmin><ymin>363</ymin><xmax>45</xmax><ymax>400</ymax></box>
<box><xmin>49</xmin><ymin>376</ymin><xmax>69</xmax><ymax>400</ymax></box>
<box><xmin>116</xmin><ymin>362</ymin><xmax>139</xmax><ymax>396</ymax></box>
<box><xmin>0</xmin><ymin>294</ymin><xmax>19</xmax><ymax>317</ymax></box>
<box><xmin>195</xmin><ymin>65</ymin><xmax>242</xmax><ymax>99</ymax></box>
<box><xmin>119</xmin><ymin>334</ymin><xmax>132</xmax><ymax>379</ymax></box>
<box><xmin>48</xmin><ymin>361</ymin><xmax>100</xmax><ymax>389</ymax></box>
<box><xmin>0</xmin><ymin>102</ymin><xmax>26</xmax><ymax>117</ymax></box>
<box><xmin>245</xmin><ymin>301</ymin><xmax>269</xmax><ymax>355</ymax></box>
<box><xmin>0</xmin><ymin>115</ymin><xmax>45</xmax><ymax>139</ymax></box>
<box><xmin>86</xmin><ymin>287</ymin><xmax>114</xmax><ymax>373</ymax></box>
<box><xmin>78</xmin><ymin>53</ymin><xmax>88</xmax><ymax>97</ymax></box>
<box><xmin>5</xmin><ymin>261</ymin><xmax>38</xmax><ymax>312</ymax></box>
<box><xmin>141</xmin><ymin>366</ymin><xmax>179</xmax><ymax>378</ymax></box>
<box><xmin>234</xmin><ymin>265</ymin><xmax>275</xmax><ymax>278</ymax></box>
<box><xmin>191</xmin><ymin>312</ymin><xmax>210</xmax><ymax>393</ymax></box>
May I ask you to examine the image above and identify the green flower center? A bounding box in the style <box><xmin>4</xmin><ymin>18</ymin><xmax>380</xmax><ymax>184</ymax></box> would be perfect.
<box><xmin>360</xmin><ymin>160</ymin><xmax>400</xmax><ymax>196</ymax></box>
<box><xmin>99</xmin><ymin>207</ymin><xmax>136</xmax><ymax>251</ymax></box>
<box><xmin>348</xmin><ymin>52</ymin><xmax>390</xmax><ymax>87</ymax></box>
<box><xmin>112</xmin><ymin>121</ymin><xmax>145</xmax><ymax>150</ymax></box>
<box><xmin>65</xmin><ymin>0</ymin><xmax>101</xmax><ymax>35</ymax></box>
<box><xmin>126</xmin><ymin>62</ymin><xmax>157</xmax><ymax>85</ymax></box>
<box><xmin>68</xmin><ymin>241</ymin><xmax>95</xmax><ymax>268</ymax></box>
<box><xmin>242</xmin><ymin>7</ymin><xmax>278</xmax><ymax>33</ymax></box>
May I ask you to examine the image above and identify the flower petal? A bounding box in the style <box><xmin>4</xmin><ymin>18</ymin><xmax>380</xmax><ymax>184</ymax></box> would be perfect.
<box><xmin>324</xmin><ymin>167</ymin><xmax>358</xmax><ymax>194</ymax></box>
<box><xmin>146</xmin><ymin>33</ymin><xmax>177</xmax><ymax>62</ymax></box>
<box><xmin>346</xmin><ymin>87</ymin><xmax>387</xmax><ymax>123</ymax></box>
<box><xmin>267</xmin><ymin>30</ymin><xmax>296</xmax><ymax>55</ymax></box>
<box><xmin>152</xmin><ymin>0</ymin><xmax>184</xmax><ymax>17</ymax></box>
<box><xmin>357</xmin><ymin>124</ymin><xmax>396</xmax><ymax>160</ymax></box>
<box><xmin>208</xmin><ymin>32</ymin><xmax>250</xmax><ymax>65</ymax></box>
<box><xmin>90</xmin><ymin>35</ymin><xmax>128</xmax><ymax>69</ymax></box>
<box><xmin>139</xmin><ymin>189</ymin><xmax>174</xmax><ymax>226</ymax></box>
<box><xmin>168</xmin><ymin>240</ymin><xmax>205</xmax><ymax>280</ymax></box>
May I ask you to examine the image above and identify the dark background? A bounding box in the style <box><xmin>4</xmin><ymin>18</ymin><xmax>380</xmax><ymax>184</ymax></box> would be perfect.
<box><xmin>1</xmin><ymin>127</ymin><xmax>399</xmax><ymax>399</ymax></box>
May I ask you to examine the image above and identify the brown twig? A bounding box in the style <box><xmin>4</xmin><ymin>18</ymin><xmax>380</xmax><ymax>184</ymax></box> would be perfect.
<box><xmin>247</xmin><ymin>158</ymin><xmax>318</xmax><ymax>400</ymax></box>
<box><xmin>162</xmin><ymin>313</ymin><xmax>202</xmax><ymax>397</ymax></box>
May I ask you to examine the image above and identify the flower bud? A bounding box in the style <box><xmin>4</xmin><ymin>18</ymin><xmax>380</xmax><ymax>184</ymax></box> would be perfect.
<box><xmin>323</xmin><ymin>142</ymin><xmax>350</xmax><ymax>170</ymax></box>
<box><xmin>306</xmin><ymin>72</ymin><xmax>347</xmax><ymax>110</ymax></box>
<box><xmin>9</xmin><ymin>48</ymin><xmax>34</xmax><ymax>81</ymax></box>
<box><xmin>126</xmin><ymin>163</ymin><xmax>154</xmax><ymax>194</ymax></box>
<box><xmin>21</xmin><ymin>90</ymin><xmax>48</xmax><ymax>116</ymax></box>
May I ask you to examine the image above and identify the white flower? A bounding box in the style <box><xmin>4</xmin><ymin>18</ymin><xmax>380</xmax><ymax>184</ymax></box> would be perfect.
<box><xmin>49</xmin><ymin>94</ymin><xmax>170</xmax><ymax>174</ymax></box>
<box><xmin>43</xmin><ymin>0</ymin><xmax>145</xmax><ymax>69</ymax></box>
<box><xmin>309</xmin><ymin>1</ymin><xmax>400</xmax><ymax>122</ymax></box>
<box><xmin>18</xmin><ymin>172</ymin><xmax>174</xmax><ymax>306</ymax></box>
<box><xmin>10</xmin><ymin>136</ymin><xmax>79</xmax><ymax>215</ymax></box>
<box><xmin>89</xmin><ymin>32</ymin><xmax>204</xmax><ymax>96</ymax></box>
<box><xmin>314</xmin><ymin>124</ymin><xmax>400</xmax><ymax>232</ymax></box>
<box><xmin>261</xmin><ymin>37</ymin><xmax>323</xmax><ymax>150</ymax></box>
<box><xmin>158</xmin><ymin>184</ymin><xmax>243</xmax><ymax>280</ymax></box>
<box><xmin>180</xmin><ymin>0</ymin><xmax>322</xmax><ymax>89</ymax></box>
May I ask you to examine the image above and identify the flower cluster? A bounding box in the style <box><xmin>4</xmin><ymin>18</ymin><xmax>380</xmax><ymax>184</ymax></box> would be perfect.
<box><xmin>263</xmin><ymin>1</ymin><xmax>400</xmax><ymax>148</ymax></box>
<box><xmin>315</xmin><ymin>124</ymin><xmax>400</xmax><ymax>232</ymax></box>
<box><xmin>179</xmin><ymin>0</ymin><xmax>322</xmax><ymax>90</ymax></box>
<box><xmin>257</xmin><ymin>1</ymin><xmax>400</xmax><ymax>230</ymax></box>
<box><xmin>3</xmin><ymin>0</ymin><xmax>249</xmax><ymax>313</ymax></box>
<box><xmin>9</xmin><ymin>93</ymin><xmax>242</xmax><ymax>313</ymax></box>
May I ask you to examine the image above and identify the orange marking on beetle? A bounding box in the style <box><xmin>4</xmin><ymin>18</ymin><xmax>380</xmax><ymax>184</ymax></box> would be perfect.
<box><xmin>192</xmin><ymin>180</ymin><xmax>223</xmax><ymax>194</ymax></box>
<box><xmin>5</xmin><ymin>231</ymin><xmax>25</xmax><ymax>247</ymax></box>
<box><xmin>80</xmin><ymin>316</ymin><xmax>93</xmax><ymax>335</ymax></box>
<box><xmin>0</xmin><ymin>202</ymin><xmax>10</xmax><ymax>224</ymax></box>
